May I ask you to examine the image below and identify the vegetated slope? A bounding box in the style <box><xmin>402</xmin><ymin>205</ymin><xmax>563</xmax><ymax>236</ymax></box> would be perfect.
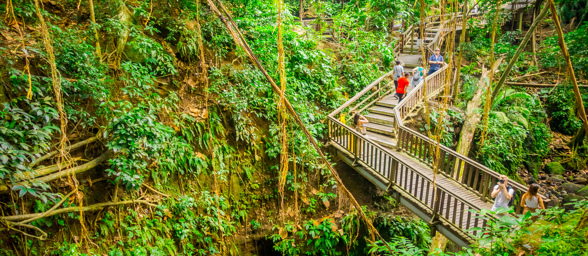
<box><xmin>0</xmin><ymin>0</ymin><xmax>433</xmax><ymax>255</ymax></box>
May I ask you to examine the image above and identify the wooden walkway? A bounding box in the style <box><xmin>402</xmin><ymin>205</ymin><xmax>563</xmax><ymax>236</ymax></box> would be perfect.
<box><xmin>328</xmin><ymin>12</ymin><xmax>542</xmax><ymax>247</ymax></box>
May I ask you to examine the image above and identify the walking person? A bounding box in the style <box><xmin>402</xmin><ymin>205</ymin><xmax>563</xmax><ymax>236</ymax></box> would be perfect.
<box><xmin>427</xmin><ymin>48</ymin><xmax>444</xmax><ymax>76</ymax></box>
<box><xmin>393</xmin><ymin>61</ymin><xmax>404</xmax><ymax>90</ymax></box>
<box><xmin>410</xmin><ymin>64</ymin><xmax>426</xmax><ymax>88</ymax></box>
<box><xmin>521</xmin><ymin>183</ymin><xmax>545</xmax><ymax>221</ymax></box>
<box><xmin>396</xmin><ymin>73</ymin><xmax>410</xmax><ymax>103</ymax></box>
<box><xmin>491</xmin><ymin>175</ymin><xmax>515</xmax><ymax>216</ymax></box>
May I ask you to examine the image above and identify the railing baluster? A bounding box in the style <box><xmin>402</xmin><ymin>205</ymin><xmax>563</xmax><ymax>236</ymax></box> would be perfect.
<box><xmin>452</xmin><ymin>197</ymin><xmax>458</xmax><ymax>223</ymax></box>
<box><xmin>459</xmin><ymin>202</ymin><xmax>465</xmax><ymax>228</ymax></box>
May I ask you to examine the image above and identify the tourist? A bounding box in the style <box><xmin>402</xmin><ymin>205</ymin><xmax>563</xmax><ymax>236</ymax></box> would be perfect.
<box><xmin>491</xmin><ymin>175</ymin><xmax>515</xmax><ymax>216</ymax></box>
<box><xmin>428</xmin><ymin>48</ymin><xmax>444</xmax><ymax>75</ymax></box>
<box><xmin>410</xmin><ymin>63</ymin><xmax>426</xmax><ymax>87</ymax></box>
<box><xmin>393</xmin><ymin>61</ymin><xmax>404</xmax><ymax>90</ymax></box>
<box><xmin>396</xmin><ymin>73</ymin><xmax>410</xmax><ymax>103</ymax></box>
<box><xmin>521</xmin><ymin>183</ymin><xmax>545</xmax><ymax>220</ymax></box>
<box><xmin>353</xmin><ymin>111</ymin><xmax>369</xmax><ymax>135</ymax></box>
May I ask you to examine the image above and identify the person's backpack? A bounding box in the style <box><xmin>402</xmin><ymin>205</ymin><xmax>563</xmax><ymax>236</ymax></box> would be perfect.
<box><xmin>506</xmin><ymin>185</ymin><xmax>515</xmax><ymax>207</ymax></box>
<box><xmin>412</xmin><ymin>68</ymin><xmax>422</xmax><ymax>81</ymax></box>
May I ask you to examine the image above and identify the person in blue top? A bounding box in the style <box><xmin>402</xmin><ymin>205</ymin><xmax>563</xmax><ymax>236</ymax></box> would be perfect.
<box><xmin>427</xmin><ymin>48</ymin><xmax>444</xmax><ymax>75</ymax></box>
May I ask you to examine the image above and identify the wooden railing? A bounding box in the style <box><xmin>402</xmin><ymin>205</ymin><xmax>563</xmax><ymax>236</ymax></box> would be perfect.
<box><xmin>327</xmin><ymin>117</ymin><xmax>487</xmax><ymax>238</ymax></box>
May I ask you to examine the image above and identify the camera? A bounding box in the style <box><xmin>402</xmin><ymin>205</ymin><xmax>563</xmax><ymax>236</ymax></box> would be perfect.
<box><xmin>498</xmin><ymin>179</ymin><xmax>505</xmax><ymax>184</ymax></box>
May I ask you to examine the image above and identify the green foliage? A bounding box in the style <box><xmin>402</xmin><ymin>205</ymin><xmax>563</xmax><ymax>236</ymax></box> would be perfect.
<box><xmin>421</xmin><ymin>109</ymin><xmax>464</xmax><ymax>148</ymax></box>
<box><xmin>439</xmin><ymin>200</ymin><xmax>588</xmax><ymax>256</ymax></box>
<box><xmin>544</xmin><ymin>85</ymin><xmax>586</xmax><ymax>135</ymax></box>
<box><xmin>540</xmin><ymin>22</ymin><xmax>588</xmax><ymax>77</ymax></box>
<box><xmin>271</xmin><ymin>218</ymin><xmax>343</xmax><ymax>256</ymax></box>
<box><xmin>374</xmin><ymin>214</ymin><xmax>431</xmax><ymax>249</ymax></box>
<box><xmin>105</xmin><ymin>107</ymin><xmax>206</xmax><ymax>189</ymax></box>
<box><xmin>0</xmin><ymin>97</ymin><xmax>59</xmax><ymax>199</ymax></box>
<box><xmin>477</xmin><ymin>90</ymin><xmax>551</xmax><ymax>175</ymax></box>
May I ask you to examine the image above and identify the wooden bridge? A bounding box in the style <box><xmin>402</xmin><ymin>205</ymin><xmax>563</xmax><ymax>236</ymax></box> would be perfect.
<box><xmin>327</xmin><ymin>13</ymin><xmax>542</xmax><ymax>247</ymax></box>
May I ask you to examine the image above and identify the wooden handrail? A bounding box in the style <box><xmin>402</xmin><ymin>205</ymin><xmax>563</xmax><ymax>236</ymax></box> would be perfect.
<box><xmin>329</xmin><ymin>70</ymin><xmax>395</xmax><ymax>117</ymax></box>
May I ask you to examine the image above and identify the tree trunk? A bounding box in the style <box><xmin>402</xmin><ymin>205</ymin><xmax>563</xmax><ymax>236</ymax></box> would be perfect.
<box><xmin>568</xmin><ymin>126</ymin><xmax>586</xmax><ymax>148</ymax></box>
<box><xmin>548</xmin><ymin>0</ymin><xmax>588</xmax><ymax>145</ymax></box>
<box><xmin>429</xmin><ymin>231</ymin><xmax>448</xmax><ymax>254</ymax></box>
<box><xmin>89</xmin><ymin>0</ymin><xmax>102</xmax><ymax>61</ymax></box>
<box><xmin>299</xmin><ymin>0</ymin><xmax>304</xmax><ymax>21</ymax></box>
<box><xmin>452</xmin><ymin>1</ymin><xmax>468</xmax><ymax>103</ymax></box>
<box><xmin>456</xmin><ymin>59</ymin><xmax>503</xmax><ymax>160</ymax></box>
<box><xmin>491</xmin><ymin>3</ymin><xmax>550</xmax><ymax>102</ymax></box>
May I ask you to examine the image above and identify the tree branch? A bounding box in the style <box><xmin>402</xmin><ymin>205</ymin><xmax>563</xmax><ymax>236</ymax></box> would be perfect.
<box><xmin>0</xmin><ymin>152</ymin><xmax>111</xmax><ymax>193</ymax></box>
<box><xmin>29</xmin><ymin>134</ymin><xmax>100</xmax><ymax>167</ymax></box>
<box><xmin>0</xmin><ymin>200</ymin><xmax>158</xmax><ymax>222</ymax></box>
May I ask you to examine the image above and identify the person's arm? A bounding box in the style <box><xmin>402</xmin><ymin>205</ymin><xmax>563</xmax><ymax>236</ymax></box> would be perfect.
<box><xmin>360</xmin><ymin>116</ymin><xmax>369</xmax><ymax>123</ymax></box>
<box><xmin>491</xmin><ymin>185</ymin><xmax>500</xmax><ymax>198</ymax></box>
<box><xmin>539</xmin><ymin>196</ymin><xmax>545</xmax><ymax>209</ymax></box>
<box><xmin>504</xmin><ymin>187</ymin><xmax>513</xmax><ymax>200</ymax></box>
<box><xmin>429</xmin><ymin>56</ymin><xmax>436</xmax><ymax>65</ymax></box>
<box><xmin>520</xmin><ymin>194</ymin><xmax>527</xmax><ymax>208</ymax></box>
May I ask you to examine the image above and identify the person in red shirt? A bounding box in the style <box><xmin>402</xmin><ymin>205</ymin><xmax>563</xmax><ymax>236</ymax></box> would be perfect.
<box><xmin>396</xmin><ymin>72</ymin><xmax>410</xmax><ymax>103</ymax></box>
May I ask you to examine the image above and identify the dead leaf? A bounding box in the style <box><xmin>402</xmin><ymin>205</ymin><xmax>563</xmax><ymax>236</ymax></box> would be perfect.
<box><xmin>322</xmin><ymin>199</ymin><xmax>330</xmax><ymax>209</ymax></box>
<box><xmin>311</xmin><ymin>188</ymin><xmax>318</xmax><ymax>195</ymax></box>
<box><xmin>279</xmin><ymin>227</ymin><xmax>288</xmax><ymax>239</ymax></box>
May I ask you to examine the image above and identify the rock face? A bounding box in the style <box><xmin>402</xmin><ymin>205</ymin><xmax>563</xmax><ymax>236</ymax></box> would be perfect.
<box><xmin>545</xmin><ymin>162</ymin><xmax>565</xmax><ymax>175</ymax></box>
<box><xmin>561</xmin><ymin>183</ymin><xmax>588</xmax><ymax>196</ymax></box>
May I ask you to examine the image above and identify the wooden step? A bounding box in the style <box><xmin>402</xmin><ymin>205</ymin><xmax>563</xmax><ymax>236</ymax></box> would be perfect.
<box><xmin>365</xmin><ymin>113</ymin><xmax>395</xmax><ymax>126</ymax></box>
<box><xmin>364</xmin><ymin>123</ymin><xmax>395</xmax><ymax>136</ymax></box>
<box><xmin>369</xmin><ymin>105</ymin><xmax>395</xmax><ymax>117</ymax></box>
<box><xmin>365</xmin><ymin>131</ymin><xmax>396</xmax><ymax>148</ymax></box>
<box><xmin>376</xmin><ymin>100</ymin><xmax>396</xmax><ymax>108</ymax></box>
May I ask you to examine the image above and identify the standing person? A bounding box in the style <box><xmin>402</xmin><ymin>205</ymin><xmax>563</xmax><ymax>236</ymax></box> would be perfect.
<box><xmin>521</xmin><ymin>183</ymin><xmax>545</xmax><ymax>219</ymax></box>
<box><xmin>396</xmin><ymin>73</ymin><xmax>410</xmax><ymax>103</ymax></box>
<box><xmin>393</xmin><ymin>61</ymin><xmax>404</xmax><ymax>90</ymax></box>
<box><xmin>353</xmin><ymin>111</ymin><xmax>369</xmax><ymax>135</ymax></box>
<box><xmin>410</xmin><ymin>63</ymin><xmax>426</xmax><ymax>87</ymax></box>
<box><xmin>491</xmin><ymin>175</ymin><xmax>515</xmax><ymax>216</ymax></box>
<box><xmin>427</xmin><ymin>48</ymin><xmax>444</xmax><ymax>76</ymax></box>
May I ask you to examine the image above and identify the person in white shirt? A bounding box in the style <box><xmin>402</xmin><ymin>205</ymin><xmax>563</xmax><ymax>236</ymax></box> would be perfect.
<box><xmin>491</xmin><ymin>175</ymin><xmax>515</xmax><ymax>215</ymax></box>
<box><xmin>393</xmin><ymin>61</ymin><xmax>404</xmax><ymax>91</ymax></box>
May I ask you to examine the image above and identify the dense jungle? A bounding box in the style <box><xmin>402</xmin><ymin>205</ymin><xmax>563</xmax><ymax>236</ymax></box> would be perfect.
<box><xmin>0</xmin><ymin>0</ymin><xmax>587</xmax><ymax>255</ymax></box>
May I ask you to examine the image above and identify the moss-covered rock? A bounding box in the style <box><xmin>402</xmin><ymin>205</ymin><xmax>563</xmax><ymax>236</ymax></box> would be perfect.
<box><xmin>545</xmin><ymin>162</ymin><xmax>565</xmax><ymax>174</ymax></box>
<box><xmin>561</xmin><ymin>183</ymin><xmax>588</xmax><ymax>196</ymax></box>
